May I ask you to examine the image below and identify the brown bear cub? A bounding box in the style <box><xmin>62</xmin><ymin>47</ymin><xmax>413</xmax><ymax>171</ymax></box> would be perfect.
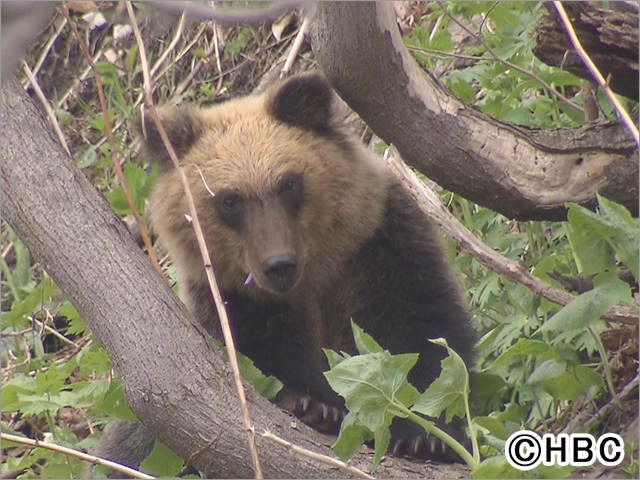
<box><xmin>96</xmin><ymin>73</ymin><xmax>475</xmax><ymax>470</ymax></box>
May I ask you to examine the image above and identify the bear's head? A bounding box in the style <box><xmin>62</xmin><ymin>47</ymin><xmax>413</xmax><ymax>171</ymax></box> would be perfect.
<box><xmin>138</xmin><ymin>74</ymin><xmax>389</xmax><ymax>298</ymax></box>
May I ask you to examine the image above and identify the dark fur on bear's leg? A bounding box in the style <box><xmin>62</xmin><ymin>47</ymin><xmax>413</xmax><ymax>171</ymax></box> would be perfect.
<box><xmin>87</xmin><ymin>421</ymin><xmax>154</xmax><ymax>478</ymax></box>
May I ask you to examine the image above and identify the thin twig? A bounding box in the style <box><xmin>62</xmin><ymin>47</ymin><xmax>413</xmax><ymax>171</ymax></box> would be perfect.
<box><xmin>153</xmin><ymin>21</ymin><xmax>207</xmax><ymax>82</ymax></box>
<box><xmin>150</xmin><ymin>1</ymin><xmax>306</xmax><ymax>25</ymax></box>
<box><xmin>150</xmin><ymin>10</ymin><xmax>187</xmax><ymax>78</ymax></box>
<box><xmin>126</xmin><ymin>3</ymin><xmax>263</xmax><ymax>478</ymax></box>
<box><xmin>21</xmin><ymin>14</ymin><xmax>68</xmax><ymax>89</ymax></box>
<box><xmin>384</xmin><ymin>147</ymin><xmax>638</xmax><ymax>325</ymax></box>
<box><xmin>280</xmin><ymin>7</ymin><xmax>314</xmax><ymax>78</ymax></box>
<box><xmin>32</xmin><ymin>315</ymin><xmax>80</xmax><ymax>350</ymax></box>
<box><xmin>56</xmin><ymin>51</ymin><xmax>102</xmax><ymax>109</ymax></box>
<box><xmin>211</xmin><ymin>20</ymin><xmax>225</xmax><ymax>96</ymax></box>
<box><xmin>262</xmin><ymin>431</ymin><xmax>375</xmax><ymax>479</ymax></box>
<box><xmin>552</xmin><ymin>1</ymin><xmax>639</xmax><ymax>146</ymax></box>
<box><xmin>22</xmin><ymin>61</ymin><xmax>71</xmax><ymax>157</ymax></box>
<box><xmin>561</xmin><ymin>374</ymin><xmax>638</xmax><ymax>435</ymax></box>
<box><xmin>435</xmin><ymin>1</ymin><xmax>585</xmax><ymax>115</ymax></box>
<box><xmin>0</xmin><ymin>433</ymin><xmax>155</xmax><ymax>479</ymax></box>
<box><xmin>59</xmin><ymin>6</ymin><xmax>164</xmax><ymax>280</ymax></box>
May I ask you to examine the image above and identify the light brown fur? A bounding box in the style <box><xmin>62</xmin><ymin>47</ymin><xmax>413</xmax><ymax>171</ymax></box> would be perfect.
<box><xmin>149</xmin><ymin>90</ymin><xmax>389</xmax><ymax>310</ymax></box>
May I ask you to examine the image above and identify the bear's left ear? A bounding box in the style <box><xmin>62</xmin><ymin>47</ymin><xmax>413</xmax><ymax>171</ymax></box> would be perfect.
<box><xmin>134</xmin><ymin>106</ymin><xmax>204</xmax><ymax>165</ymax></box>
<box><xmin>267</xmin><ymin>73</ymin><xmax>334</xmax><ymax>133</ymax></box>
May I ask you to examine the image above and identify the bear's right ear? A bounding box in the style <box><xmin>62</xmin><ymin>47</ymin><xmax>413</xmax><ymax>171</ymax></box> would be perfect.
<box><xmin>134</xmin><ymin>106</ymin><xmax>204</xmax><ymax>164</ymax></box>
<box><xmin>267</xmin><ymin>73</ymin><xmax>334</xmax><ymax>133</ymax></box>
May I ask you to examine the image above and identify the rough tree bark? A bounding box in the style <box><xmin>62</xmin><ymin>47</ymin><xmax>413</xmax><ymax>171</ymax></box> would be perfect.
<box><xmin>534</xmin><ymin>2</ymin><xmax>639</xmax><ymax>101</ymax></box>
<box><xmin>1</xmin><ymin>78</ymin><xmax>471</xmax><ymax>478</ymax></box>
<box><xmin>310</xmin><ymin>2</ymin><xmax>638</xmax><ymax>221</ymax></box>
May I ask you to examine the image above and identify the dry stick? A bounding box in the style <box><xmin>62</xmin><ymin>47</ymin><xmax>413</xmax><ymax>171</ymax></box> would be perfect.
<box><xmin>262</xmin><ymin>431</ymin><xmax>375</xmax><ymax>480</ymax></box>
<box><xmin>552</xmin><ymin>1</ymin><xmax>639</xmax><ymax>146</ymax></box>
<box><xmin>21</xmin><ymin>15</ymin><xmax>68</xmax><ymax>88</ymax></box>
<box><xmin>384</xmin><ymin>147</ymin><xmax>638</xmax><ymax>325</ymax></box>
<box><xmin>561</xmin><ymin>374</ymin><xmax>639</xmax><ymax>435</ymax></box>
<box><xmin>150</xmin><ymin>10</ymin><xmax>187</xmax><ymax>78</ymax></box>
<box><xmin>435</xmin><ymin>1</ymin><xmax>585</xmax><ymax>115</ymax></box>
<box><xmin>59</xmin><ymin>7</ymin><xmax>164</xmax><ymax>280</ymax></box>
<box><xmin>0</xmin><ymin>433</ymin><xmax>155</xmax><ymax>480</ymax></box>
<box><xmin>22</xmin><ymin>61</ymin><xmax>71</xmax><ymax>157</ymax></box>
<box><xmin>153</xmin><ymin>21</ymin><xmax>207</xmax><ymax>82</ymax></box>
<box><xmin>125</xmin><ymin>3</ymin><xmax>263</xmax><ymax>478</ymax></box>
<box><xmin>280</xmin><ymin>8</ymin><xmax>313</xmax><ymax>78</ymax></box>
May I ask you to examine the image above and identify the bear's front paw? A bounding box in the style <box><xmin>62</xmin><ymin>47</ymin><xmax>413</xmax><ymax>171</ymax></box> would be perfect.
<box><xmin>275</xmin><ymin>390</ymin><xmax>346</xmax><ymax>434</ymax></box>
<box><xmin>391</xmin><ymin>434</ymin><xmax>471</xmax><ymax>463</ymax></box>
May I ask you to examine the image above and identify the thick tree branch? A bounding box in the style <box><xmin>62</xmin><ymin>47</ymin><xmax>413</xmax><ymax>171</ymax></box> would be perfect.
<box><xmin>0</xmin><ymin>77</ymin><xmax>469</xmax><ymax>479</ymax></box>
<box><xmin>310</xmin><ymin>2</ymin><xmax>638</xmax><ymax>221</ymax></box>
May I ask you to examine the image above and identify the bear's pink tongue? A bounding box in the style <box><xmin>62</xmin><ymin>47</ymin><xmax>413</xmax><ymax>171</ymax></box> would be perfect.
<box><xmin>244</xmin><ymin>272</ymin><xmax>255</xmax><ymax>286</ymax></box>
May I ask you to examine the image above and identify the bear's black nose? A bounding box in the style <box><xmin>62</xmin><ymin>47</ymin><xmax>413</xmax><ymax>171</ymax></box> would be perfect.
<box><xmin>262</xmin><ymin>254</ymin><xmax>298</xmax><ymax>291</ymax></box>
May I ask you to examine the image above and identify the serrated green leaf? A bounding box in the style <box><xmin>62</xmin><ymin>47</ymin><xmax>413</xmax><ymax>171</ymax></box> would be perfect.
<box><xmin>324</xmin><ymin>351</ymin><xmax>418</xmax><ymax>432</ymax></box>
<box><xmin>412</xmin><ymin>340</ymin><xmax>467</xmax><ymax>423</ymax></box>
<box><xmin>351</xmin><ymin>320</ymin><xmax>383</xmax><ymax>354</ymax></box>
<box><xmin>323</xmin><ymin>348</ymin><xmax>349</xmax><ymax>369</ymax></box>
<box><xmin>139</xmin><ymin>440</ymin><xmax>184</xmax><ymax>477</ymax></box>
<box><xmin>331</xmin><ymin>411</ymin><xmax>373</xmax><ymax>460</ymax></box>
<box><xmin>596</xmin><ymin>194</ymin><xmax>639</xmax><ymax>280</ymax></box>
<box><xmin>1</xmin><ymin>278</ymin><xmax>58</xmax><ymax>326</ymax></box>
<box><xmin>540</xmin><ymin>271</ymin><xmax>634</xmax><ymax>332</ymax></box>
<box><xmin>89</xmin><ymin>381</ymin><xmax>137</xmax><ymax>422</ymax></box>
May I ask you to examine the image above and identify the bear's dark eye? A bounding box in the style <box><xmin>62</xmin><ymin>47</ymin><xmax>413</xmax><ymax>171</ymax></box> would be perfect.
<box><xmin>282</xmin><ymin>178</ymin><xmax>297</xmax><ymax>194</ymax></box>
<box><xmin>280</xmin><ymin>172</ymin><xmax>303</xmax><ymax>215</ymax></box>
<box><xmin>222</xmin><ymin>195</ymin><xmax>241</xmax><ymax>212</ymax></box>
<box><xmin>215</xmin><ymin>191</ymin><xmax>244</xmax><ymax>230</ymax></box>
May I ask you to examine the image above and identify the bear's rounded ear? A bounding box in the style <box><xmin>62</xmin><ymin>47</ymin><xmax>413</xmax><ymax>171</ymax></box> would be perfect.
<box><xmin>267</xmin><ymin>73</ymin><xmax>334</xmax><ymax>133</ymax></box>
<box><xmin>133</xmin><ymin>106</ymin><xmax>204</xmax><ymax>165</ymax></box>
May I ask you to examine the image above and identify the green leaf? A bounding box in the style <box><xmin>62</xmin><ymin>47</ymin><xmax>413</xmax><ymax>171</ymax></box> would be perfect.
<box><xmin>527</xmin><ymin>359</ymin><xmax>566</xmax><ymax>385</ymax></box>
<box><xmin>351</xmin><ymin>320</ymin><xmax>383</xmax><ymax>354</ymax></box>
<box><xmin>1</xmin><ymin>278</ymin><xmax>58</xmax><ymax>326</ymax></box>
<box><xmin>324</xmin><ymin>351</ymin><xmax>418</xmax><ymax>432</ymax></box>
<box><xmin>473</xmin><ymin>455</ymin><xmax>528</xmax><ymax>479</ymax></box>
<box><xmin>332</xmin><ymin>412</ymin><xmax>373</xmax><ymax>460</ymax></box>
<box><xmin>323</xmin><ymin>348</ymin><xmax>349</xmax><ymax>369</ymax></box>
<box><xmin>473</xmin><ymin>416</ymin><xmax>507</xmax><ymax>439</ymax></box>
<box><xmin>124</xmin><ymin>44</ymin><xmax>139</xmax><ymax>73</ymax></box>
<box><xmin>237</xmin><ymin>351</ymin><xmax>283</xmax><ymax>400</ymax></box>
<box><xmin>488</xmin><ymin>339</ymin><xmax>552</xmax><ymax>372</ymax></box>
<box><xmin>59</xmin><ymin>302</ymin><xmax>88</xmax><ymax>336</ymax></box>
<box><xmin>566</xmin><ymin>197</ymin><xmax>639</xmax><ymax>280</ymax></box>
<box><xmin>212</xmin><ymin>338</ymin><xmax>283</xmax><ymax>399</ymax></box>
<box><xmin>535</xmin><ymin>365</ymin><xmax>604</xmax><ymax>402</ymax></box>
<box><xmin>373</xmin><ymin>424</ymin><xmax>390</xmax><ymax>471</ymax></box>
<box><xmin>139</xmin><ymin>440</ymin><xmax>184</xmax><ymax>477</ymax></box>
<box><xmin>7</xmin><ymin>227</ymin><xmax>31</xmax><ymax>291</ymax></box>
<box><xmin>412</xmin><ymin>339</ymin><xmax>468</xmax><ymax>423</ymax></box>
<box><xmin>90</xmin><ymin>381</ymin><xmax>137</xmax><ymax>422</ymax></box>
<box><xmin>540</xmin><ymin>271</ymin><xmax>634</xmax><ymax>332</ymax></box>
<box><xmin>596</xmin><ymin>194</ymin><xmax>639</xmax><ymax>280</ymax></box>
